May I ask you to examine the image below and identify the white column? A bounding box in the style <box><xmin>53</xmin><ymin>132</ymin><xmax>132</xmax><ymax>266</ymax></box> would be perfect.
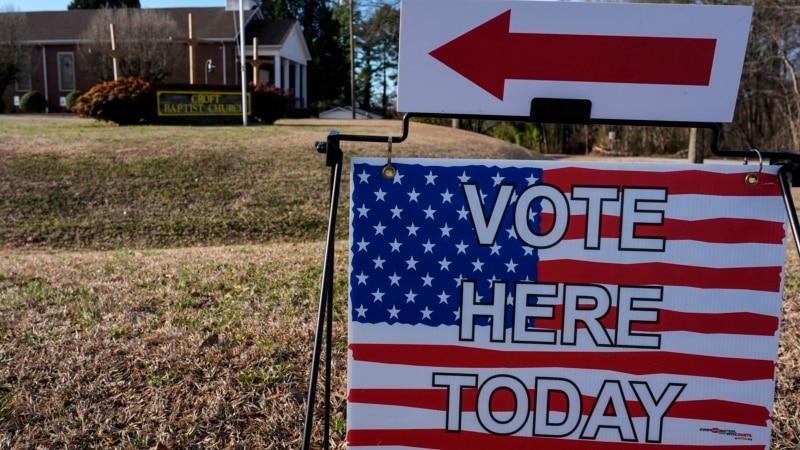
<box><xmin>302</xmin><ymin>64</ymin><xmax>308</xmax><ymax>108</ymax></box>
<box><xmin>41</xmin><ymin>45</ymin><xmax>49</xmax><ymax>112</ymax></box>
<box><xmin>294</xmin><ymin>62</ymin><xmax>301</xmax><ymax>107</ymax></box>
<box><xmin>283</xmin><ymin>58</ymin><xmax>290</xmax><ymax>93</ymax></box>
<box><xmin>222</xmin><ymin>43</ymin><xmax>228</xmax><ymax>85</ymax></box>
<box><xmin>274</xmin><ymin>54</ymin><xmax>282</xmax><ymax>89</ymax></box>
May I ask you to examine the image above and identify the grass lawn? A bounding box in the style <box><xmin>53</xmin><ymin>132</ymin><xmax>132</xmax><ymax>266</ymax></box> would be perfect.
<box><xmin>0</xmin><ymin>116</ymin><xmax>535</xmax><ymax>449</ymax></box>
<box><xmin>0</xmin><ymin>115</ymin><xmax>798</xmax><ymax>449</ymax></box>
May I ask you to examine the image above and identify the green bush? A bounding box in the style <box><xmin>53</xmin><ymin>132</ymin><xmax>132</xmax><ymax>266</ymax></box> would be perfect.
<box><xmin>65</xmin><ymin>90</ymin><xmax>82</xmax><ymax>110</ymax></box>
<box><xmin>251</xmin><ymin>83</ymin><xmax>293</xmax><ymax>125</ymax></box>
<box><xmin>73</xmin><ymin>77</ymin><xmax>153</xmax><ymax>125</ymax></box>
<box><xmin>20</xmin><ymin>91</ymin><xmax>47</xmax><ymax>113</ymax></box>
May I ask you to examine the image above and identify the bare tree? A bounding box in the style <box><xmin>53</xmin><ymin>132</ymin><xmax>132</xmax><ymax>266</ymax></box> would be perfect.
<box><xmin>78</xmin><ymin>8</ymin><xmax>180</xmax><ymax>82</ymax></box>
<box><xmin>728</xmin><ymin>0</ymin><xmax>800</xmax><ymax>151</ymax></box>
<box><xmin>0</xmin><ymin>8</ymin><xmax>25</xmax><ymax>106</ymax></box>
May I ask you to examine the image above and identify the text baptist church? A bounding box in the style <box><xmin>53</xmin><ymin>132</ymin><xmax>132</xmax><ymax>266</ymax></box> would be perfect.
<box><xmin>2</xmin><ymin>6</ymin><xmax>311</xmax><ymax>113</ymax></box>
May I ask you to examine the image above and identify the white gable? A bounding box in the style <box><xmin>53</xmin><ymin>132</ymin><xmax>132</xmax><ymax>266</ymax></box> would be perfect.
<box><xmin>279</xmin><ymin>23</ymin><xmax>311</xmax><ymax>63</ymax></box>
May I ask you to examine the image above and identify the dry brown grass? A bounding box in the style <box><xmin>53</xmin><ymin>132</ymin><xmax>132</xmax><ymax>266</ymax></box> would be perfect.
<box><xmin>0</xmin><ymin>117</ymin><xmax>538</xmax><ymax>250</ymax></box>
<box><xmin>0</xmin><ymin>116</ymin><xmax>798</xmax><ymax>449</ymax></box>
<box><xmin>2</xmin><ymin>243</ymin><xmax>799</xmax><ymax>449</ymax></box>
<box><xmin>0</xmin><ymin>242</ymin><xmax>349</xmax><ymax>449</ymax></box>
<box><xmin>775</xmin><ymin>237</ymin><xmax>800</xmax><ymax>449</ymax></box>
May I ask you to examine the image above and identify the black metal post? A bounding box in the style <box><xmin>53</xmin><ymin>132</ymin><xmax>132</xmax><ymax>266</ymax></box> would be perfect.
<box><xmin>302</xmin><ymin>133</ymin><xmax>343</xmax><ymax>450</ymax></box>
<box><xmin>324</xmin><ymin>256</ymin><xmax>334</xmax><ymax>447</ymax></box>
<box><xmin>778</xmin><ymin>165</ymin><xmax>800</xmax><ymax>258</ymax></box>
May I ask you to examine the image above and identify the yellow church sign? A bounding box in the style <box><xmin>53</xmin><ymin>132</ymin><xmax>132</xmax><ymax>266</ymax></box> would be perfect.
<box><xmin>156</xmin><ymin>90</ymin><xmax>251</xmax><ymax>117</ymax></box>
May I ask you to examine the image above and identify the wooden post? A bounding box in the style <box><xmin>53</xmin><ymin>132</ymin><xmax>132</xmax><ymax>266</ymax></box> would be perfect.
<box><xmin>188</xmin><ymin>14</ymin><xmax>194</xmax><ymax>85</ymax></box>
<box><xmin>252</xmin><ymin>37</ymin><xmax>259</xmax><ymax>84</ymax></box>
<box><xmin>109</xmin><ymin>23</ymin><xmax>119</xmax><ymax>80</ymax></box>
<box><xmin>688</xmin><ymin>127</ymin><xmax>703</xmax><ymax>163</ymax></box>
<box><xmin>247</xmin><ymin>37</ymin><xmax>272</xmax><ymax>87</ymax></box>
<box><xmin>169</xmin><ymin>14</ymin><xmax>198</xmax><ymax>85</ymax></box>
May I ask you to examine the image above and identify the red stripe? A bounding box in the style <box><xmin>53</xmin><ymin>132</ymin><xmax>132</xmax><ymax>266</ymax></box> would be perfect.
<box><xmin>538</xmin><ymin>260</ymin><xmax>783</xmax><ymax>292</ymax></box>
<box><xmin>349</xmin><ymin>388</ymin><xmax>770</xmax><ymax>427</ymax></box>
<box><xmin>349</xmin><ymin>344</ymin><xmax>775</xmax><ymax>381</ymax></box>
<box><xmin>532</xmin><ymin>306</ymin><xmax>779</xmax><ymax>336</ymax></box>
<box><xmin>347</xmin><ymin>428</ymin><xmax>765</xmax><ymax>449</ymax></box>
<box><xmin>549</xmin><ymin>214</ymin><xmax>786</xmax><ymax>245</ymax></box>
<box><xmin>543</xmin><ymin>167</ymin><xmax>782</xmax><ymax>197</ymax></box>
<box><xmin>641</xmin><ymin>309</ymin><xmax>778</xmax><ymax>336</ymax></box>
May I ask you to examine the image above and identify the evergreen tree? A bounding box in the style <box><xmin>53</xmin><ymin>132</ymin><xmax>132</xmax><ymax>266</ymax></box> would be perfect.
<box><xmin>261</xmin><ymin>0</ymin><xmax>347</xmax><ymax>108</ymax></box>
<box><xmin>68</xmin><ymin>0</ymin><xmax>141</xmax><ymax>9</ymax></box>
<box><xmin>357</xmin><ymin>3</ymin><xmax>398</xmax><ymax>115</ymax></box>
<box><xmin>259</xmin><ymin>0</ymin><xmax>297</xmax><ymax>20</ymax></box>
<box><xmin>0</xmin><ymin>10</ymin><xmax>24</xmax><ymax>112</ymax></box>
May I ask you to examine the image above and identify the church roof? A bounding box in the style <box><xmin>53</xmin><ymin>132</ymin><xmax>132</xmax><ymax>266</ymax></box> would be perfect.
<box><xmin>245</xmin><ymin>18</ymin><xmax>296</xmax><ymax>46</ymax></box>
<box><xmin>8</xmin><ymin>7</ymin><xmax>291</xmax><ymax>44</ymax></box>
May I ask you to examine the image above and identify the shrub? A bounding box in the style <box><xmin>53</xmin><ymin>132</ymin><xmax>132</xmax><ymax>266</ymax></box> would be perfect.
<box><xmin>251</xmin><ymin>83</ymin><xmax>293</xmax><ymax>125</ymax></box>
<box><xmin>65</xmin><ymin>90</ymin><xmax>82</xmax><ymax>110</ymax></box>
<box><xmin>20</xmin><ymin>91</ymin><xmax>47</xmax><ymax>113</ymax></box>
<box><xmin>73</xmin><ymin>77</ymin><xmax>153</xmax><ymax>125</ymax></box>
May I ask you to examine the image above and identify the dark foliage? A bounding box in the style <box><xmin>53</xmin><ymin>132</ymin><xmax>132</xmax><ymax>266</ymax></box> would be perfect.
<box><xmin>19</xmin><ymin>91</ymin><xmax>47</xmax><ymax>113</ymax></box>
<box><xmin>72</xmin><ymin>77</ymin><xmax>152</xmax><ymax>125</ymax></box>
<box><xmin>67</xmin><ymin>0</ymin><xmax>140</xmax><ymax>9</ymax></box>
<box><xmin>65</xmin><ymin>90</ymin><xmax>83</xmax><ymax>110</ymax></box>
<box><xmin>252</xmin><ymin>83</ymin><xmax>294</xmax><ymax>124</ymax></box>
<box><xmin>260</xmin><ymin>0</ymin><xmax>348</xmax><ymax>108</ymax></box>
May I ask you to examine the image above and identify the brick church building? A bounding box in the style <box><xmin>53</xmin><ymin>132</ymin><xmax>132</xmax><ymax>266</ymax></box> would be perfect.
<box><xmin>2</xmin><ymin>7</ymin><xmax>311</xmax><ymax>113</ymax></box>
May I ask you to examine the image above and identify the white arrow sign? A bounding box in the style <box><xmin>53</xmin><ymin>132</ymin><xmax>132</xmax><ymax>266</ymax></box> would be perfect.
<box><xmin>397</xmin><ymin>0</ymin><xmax>752</xmax><ymax>123</ymax></box>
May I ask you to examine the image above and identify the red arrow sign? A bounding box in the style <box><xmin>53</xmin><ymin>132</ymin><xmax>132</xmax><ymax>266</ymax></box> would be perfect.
<box><xmin>429</xmin><ymin>10</ymin><xmax>717</xmax><ymax>100</ymax></box>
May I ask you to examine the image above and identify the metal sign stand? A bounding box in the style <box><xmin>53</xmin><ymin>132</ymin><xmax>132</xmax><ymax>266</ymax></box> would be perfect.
<box><xmin>300</xmin><ymin>99</ymin><xmax>800</xmax><ymax>450</ymax></box>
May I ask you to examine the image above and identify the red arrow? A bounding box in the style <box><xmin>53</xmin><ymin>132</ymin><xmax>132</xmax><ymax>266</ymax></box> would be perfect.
<box><xmin>429</xmin><ymin>10</ymin><xmax>717</xmax><ymax>100</ymax></box>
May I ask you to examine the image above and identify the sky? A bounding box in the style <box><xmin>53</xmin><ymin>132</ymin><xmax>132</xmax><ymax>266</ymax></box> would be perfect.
<box><xmin>4</xmin><ymin>1</ymin><xmax>225</xmax><ymax>12</ymax></box>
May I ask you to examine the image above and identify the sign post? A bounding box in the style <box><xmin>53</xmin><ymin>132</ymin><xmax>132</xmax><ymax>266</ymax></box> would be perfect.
<box><xmin>226</xmin><ymin>0</ymin><xmax>257</xmax><ymax>126</ymax></box>
<box><xmin>301</xmin><ymin>1</ymin><xmax>800</xmax><ymax>449</ymax></box>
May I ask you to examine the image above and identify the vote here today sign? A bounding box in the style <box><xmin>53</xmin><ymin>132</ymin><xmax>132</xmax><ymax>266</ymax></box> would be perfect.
<box><xmin>347</xmin><ymin>158</ymin><xmax>788</xmax><ymax>449</ymax></box>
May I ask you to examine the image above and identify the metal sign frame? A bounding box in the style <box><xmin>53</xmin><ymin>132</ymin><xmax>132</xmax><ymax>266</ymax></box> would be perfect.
<box><xmin>300</xmin><ymin>97</ymin><xmax>800</xmax><ymax>450</ymax></box>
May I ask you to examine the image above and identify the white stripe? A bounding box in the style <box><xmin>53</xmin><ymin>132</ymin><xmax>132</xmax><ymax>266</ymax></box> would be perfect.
<box><xmin>657</xmin><ymin>286</ymin><xmax>782</xmax><ymax>315</ymax></box>
<box><xmin>528</xmin><ymin>190</ymin><xmax>783</xmax><ymax>219</ymax></box>
<box><xmin>537</xmin><ymin>194</ymin><xmax>786</xmax><ymax>223</ymax></box>
<box><xmin>665</xmin><ymin>195</ymin><xmax>786</xmax><ymax>221</ymax></box>
<box><xmin>654</xmin><ymin>331</ymin><xmax>778</xmax><ymax>359</ymax></box>
<box><xmin>538</xmin><ymin>239</ymin><xmax>786</xmax><ymax>268</ymax></box>
<box><xmin>348</xmin><ymin>404</ymin><xmax>442</xmax><ymax>431</ymax></box>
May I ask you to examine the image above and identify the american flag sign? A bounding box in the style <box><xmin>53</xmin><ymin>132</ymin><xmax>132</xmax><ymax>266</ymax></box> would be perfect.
<box><xmin>347</xmin><ymin>157</ymin><xmax>788</xmax><ymax>449</ymax></box>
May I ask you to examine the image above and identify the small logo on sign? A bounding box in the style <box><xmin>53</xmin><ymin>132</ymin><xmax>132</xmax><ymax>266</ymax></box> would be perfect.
<box><xmin>699</xmin><ymin>427</ymin><xmax>753</xmax><ymax>441</ymax></box>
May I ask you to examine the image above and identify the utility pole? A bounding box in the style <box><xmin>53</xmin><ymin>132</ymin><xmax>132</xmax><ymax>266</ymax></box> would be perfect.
<box><xmin>349</xmin><ymin>0</ymin><xmax>356</xmax><ymax>119</ymax></box>
<box><xmin>688</xmin><ymin>128</ymin><xmax>702</xmax><ymax>163</ymax></box>
<box><xmin>239</xmin><ymin>0</ymin><xmax>248</xmax><ymax>126</ymax></box>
